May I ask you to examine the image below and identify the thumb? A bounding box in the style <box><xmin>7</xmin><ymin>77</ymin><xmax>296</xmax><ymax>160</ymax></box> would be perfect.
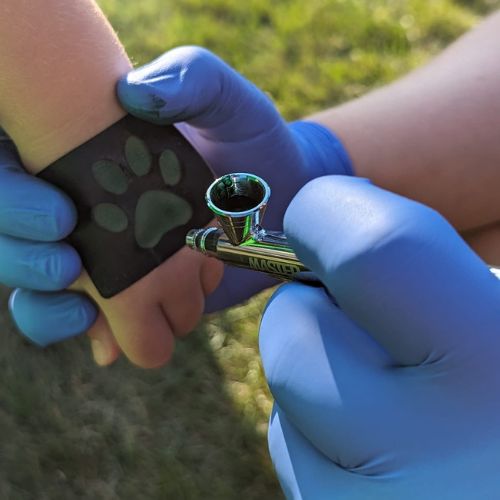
<box><xmin>117</xmin><ymin>45</ymin><xmax>277</xmax><ymax>137</ymax></box>
<box><xmin>284</xmin><ymin>175</ymin><xmax>500</xmax><ymax>366</ymax></box>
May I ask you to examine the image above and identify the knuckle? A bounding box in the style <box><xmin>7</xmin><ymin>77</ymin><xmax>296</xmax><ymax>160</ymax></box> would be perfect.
<box><xmin>286</xmin><ymin>176</ymin><xmax>453</xmax><ymax>290</ymax></box>
<box><xmin>176</xmin><ymin>45</ymin><xmax>218</xmax><ymax>63</ymax></box>
<box><xmin>169</xmin><ymin>45</ymin><xmax>221</xmax><ymax>75</ymax></box>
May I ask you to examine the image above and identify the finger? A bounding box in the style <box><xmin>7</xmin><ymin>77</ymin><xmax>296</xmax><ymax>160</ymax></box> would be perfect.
<box><xmin>117</xmin><ymin>46</ymin><xmax>276</xmax><ymax>137</ymax></box>
<box><xmin>0</xmin><ymin>235</ymin><xmax>81</xmax><ymax>290</ymax></box>
<box><xmin>268</xmin><ymin>405</ymin><xmax>363</xmax><ymax>499</ymax></box>
<box><xmin>260</xmin><ymin>283</ymin><xmax>402</xmax><ymax>470</ymax></box>
<box><xmin>284</xmin><ymin>176</ymin><xmax>500</xmax><ymax>365</ymax></box>
<box><xmin>106</xmin><ymin>299</ymin><xmax>174</xmax><ymax>369</ymax></box>
<box><xmin>0</xmin><ymin>143</ymin><xmax>77</xmax><ymax>241</ymax></box>
<box><xmin>159</xmin><ymin>269</ymin><xmax>205</xmax><ymax>338</ymax></box>
<box><xmin>76</xmin><ymin>272</ymin><xmax>175</xmax><ymax>369</ymax></box>
<box><xmin>157</xmin><ymin>248</ymin><xmax>222</xmax><ymax>337</ymax></box>
<box><xmin>200</xmin><ymin>255</ymin><xmax>225</xmax><ymax>297</ymax></box>
<box><xmin>87</xmin><ymin>313</ymin><xmax>121</xmax><ymax>366</ymax></box>
<box><xmin>9</xmin><ymin>288</ymin><xmax>98</xmax><ymax>346</ymax></box>
<box><xmin>463</xmin><ymin>221</ymin><xmax>500</xmax><ymax>266</ymax></box>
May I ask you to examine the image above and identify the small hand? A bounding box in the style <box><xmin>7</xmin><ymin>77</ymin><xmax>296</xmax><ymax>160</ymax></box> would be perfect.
<box><xmin>260</xmin><ymin>176</ymin><xmax>500</xmax><ymax>499</ymax></box>
<box><xmin>9</xmin><ymin>46</ymin><xmax>352</xmax><ymax>368</ymax></box>
<box><xmin>4</xmin><ymin>130</ymin><xmax>222</xmax><ymax>368</ymax></box>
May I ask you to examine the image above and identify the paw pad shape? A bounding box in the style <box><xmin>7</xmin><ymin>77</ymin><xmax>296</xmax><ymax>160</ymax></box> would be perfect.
<box><xmin>91</xmin><ymin>136</ymin><xmax>192</xmax><ymax>249</ymax></box>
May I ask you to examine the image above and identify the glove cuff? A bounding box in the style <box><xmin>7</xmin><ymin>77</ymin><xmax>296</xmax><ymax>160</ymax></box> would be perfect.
<box><xmin>289</xmin><ymin>120</ymin><xmax>354</xmax><ymax>178</ymax></box>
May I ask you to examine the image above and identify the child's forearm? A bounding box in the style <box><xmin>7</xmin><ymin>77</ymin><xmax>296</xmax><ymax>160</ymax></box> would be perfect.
<box><xmin>0</xmin><ymin>1</ymin><xmax>222</xmax><ymax>368</ymax></box>
<box><xmin>0</xmin><ymin>0</ymin><xmax>131</xmax><ymax>171</ymax></box>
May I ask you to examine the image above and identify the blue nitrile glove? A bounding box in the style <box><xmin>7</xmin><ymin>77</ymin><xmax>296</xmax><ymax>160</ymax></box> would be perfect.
<box><xmin>117</xmin><ymin>46</ymin><xmax>353</xmax><ymax>311</ymax></box>
<box><xmin>0</xmin><ymin>136</ymin><xmax>97</xmax><ymax>346</ymax></box>
<box><xmin>259</xmin><ymin>175</ymin><xmax>500</xmax><ymax>499</ymax></box>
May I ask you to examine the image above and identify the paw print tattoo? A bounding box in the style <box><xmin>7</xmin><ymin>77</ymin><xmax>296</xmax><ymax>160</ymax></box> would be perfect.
<box><xmin>91</xmin><ymin>136</ymin><xmax>193</xmax><ymax>249</ymax></box>
<box><xmin>39</xmin><ymin>115</ymin><xmax>214</xmax><ymax>297</ymax></box>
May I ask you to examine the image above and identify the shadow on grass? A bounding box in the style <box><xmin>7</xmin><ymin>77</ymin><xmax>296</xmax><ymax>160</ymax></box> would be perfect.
<box><xmin>0</xmin><ymin>285</ymin><xmax>282</xmax><ymax>499</ymax></box>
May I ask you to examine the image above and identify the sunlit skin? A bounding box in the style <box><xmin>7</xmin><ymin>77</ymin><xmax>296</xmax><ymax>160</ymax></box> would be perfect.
<box><xmin>310</xmin><ymin>11</ymin><xmax>500</xmax><ymax>263</ymax></box>
<box><xmin>0</xmin><ymin>0</ymin><xmax>223</xmax><ymax>368</ymax></box>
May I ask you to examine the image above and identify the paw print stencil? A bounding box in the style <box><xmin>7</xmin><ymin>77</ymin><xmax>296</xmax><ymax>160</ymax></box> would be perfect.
<box><xmin>91</xmin><ymin>136</ymin><xmax>193</xmax><ymax>249</ymax></box>
<box><xmin>38</xmin><ymin>115</ymin><xmax>214</xmax><ymax>298</ymax></box>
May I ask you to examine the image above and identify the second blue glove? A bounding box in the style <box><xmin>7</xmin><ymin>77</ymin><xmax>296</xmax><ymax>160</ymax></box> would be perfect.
<box><xmin>260</xmin><ymin>176</ymin><xmax>500</xmax><ymax>499</ymax></box>
<box><xmin>0</xmin><ymin>138</ymin><xmax>97</xmax><ymax>346</ymax></box>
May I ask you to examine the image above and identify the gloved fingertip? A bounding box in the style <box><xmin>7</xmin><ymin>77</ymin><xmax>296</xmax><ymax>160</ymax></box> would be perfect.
<box><xmin>8</xmin><ymin>289</ymin><xmax>45</xmax><ymax>347</ymax></box>
<box><xmin>283</xmin><ymin>176</ymin><xmax>372</xmax><ymax>242</ymax></box>
<box><xmin>9</xmin><ymin>289</ymin><xmax>98</xmax><ymax>347</ymax></box>
<box><xmin>0</xmin><ymin>166</ymin><xmax>78</xmax><ymax>241</ymax></box>
<box><xmin>49</xmin><ymin>243</ymin><xmax>82</xmax><ymax>289</ymax></box>
<box><xmin>70</xmin><ymin>298</ymin><xmax>99</xmax><ymax>335</ymax></box>
<box><xmin>49</xmin><ymin>192</ymin><xmax>78</xmax><ymax>240</ymax></box>
<box><xmin>116</xmin><ymin>76</ymin><xmax>169</xmax><ymax>125</ymax></box>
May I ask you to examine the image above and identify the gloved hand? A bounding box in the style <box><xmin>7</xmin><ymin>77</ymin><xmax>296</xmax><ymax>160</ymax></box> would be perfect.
<box><xmin>259</xmin><ymin>176</ymin><xmax>500</xmax><ymax>499</ymax></box>
<box><xmin>116</xmin><ymin>46</ymin><xmax>353</xmax><ymax>311</ymax></box>
<box><xmin>0</xmin><ymin>136</ymin><xmax>98</xmax><ymax>345</ymax></box>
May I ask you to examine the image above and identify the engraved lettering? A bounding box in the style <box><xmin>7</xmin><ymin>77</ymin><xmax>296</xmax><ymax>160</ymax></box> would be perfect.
<box><xmin>248</xmin><ymin>257</ymin><xmax>300</xmax><ymax>275</ymax></box>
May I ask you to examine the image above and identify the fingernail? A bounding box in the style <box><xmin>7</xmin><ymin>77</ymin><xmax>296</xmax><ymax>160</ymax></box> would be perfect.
<box><xmin>91</xmin><ymin>338</ymin><xmax>110</xmax><ymax>366</ymax></box>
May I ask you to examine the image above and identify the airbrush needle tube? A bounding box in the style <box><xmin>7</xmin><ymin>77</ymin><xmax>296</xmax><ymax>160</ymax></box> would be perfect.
<box><xmin>186</xmin><ymin>172</ymin><xmax>500</xmax><ymax>284</ymax></box>
<box><xmin>186</xmin><ymin>226</ymin><xmax>318</xmax><ymax>282</ymax></box>
<box><xmin>186</xmin><ymin>173</ymin><xmax>319</xmax><ymax>283</ymax></box>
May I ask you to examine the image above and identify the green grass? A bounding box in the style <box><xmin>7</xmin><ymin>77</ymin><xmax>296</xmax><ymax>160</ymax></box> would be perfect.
<box><xmin>1</xmin><ymin>0</ymin><xmax>499</xmax><ymax>498</ymax></box>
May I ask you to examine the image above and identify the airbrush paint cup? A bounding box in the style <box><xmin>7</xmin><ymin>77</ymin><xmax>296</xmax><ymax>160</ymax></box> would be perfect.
<box><xmin>205</xmin><ymin>173</ymin><xmax>270</xmax><ymax>245</ymax></box>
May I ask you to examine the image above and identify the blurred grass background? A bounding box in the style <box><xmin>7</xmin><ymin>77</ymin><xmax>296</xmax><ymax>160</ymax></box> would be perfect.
<box><xmin>1</xmin><ymin>0</ymin><xmax>499</xmax><ymax>498</ymax></box>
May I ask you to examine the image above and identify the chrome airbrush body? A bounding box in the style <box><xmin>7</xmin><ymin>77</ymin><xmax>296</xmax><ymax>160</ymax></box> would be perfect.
<box><xmin>185</xmin><ymin>173</ymin><xmax>318</xmax><ymax>283</ymax></box>
<box><xmin>186</xmin><ymin>172</ymin><xmax>500</xmax><ymax>284</ymax></box>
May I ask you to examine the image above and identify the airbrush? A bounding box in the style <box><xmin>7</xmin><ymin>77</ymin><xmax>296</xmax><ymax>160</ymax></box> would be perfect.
<box><xmin>185</xmin><ymin>173</ymin><xmax>318</xmax><ymax>284</ymax></box>
<box><xmin>186</xmin><ymin>172</ymin><xmax>500</xmax><ymax>284</ymax></box>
